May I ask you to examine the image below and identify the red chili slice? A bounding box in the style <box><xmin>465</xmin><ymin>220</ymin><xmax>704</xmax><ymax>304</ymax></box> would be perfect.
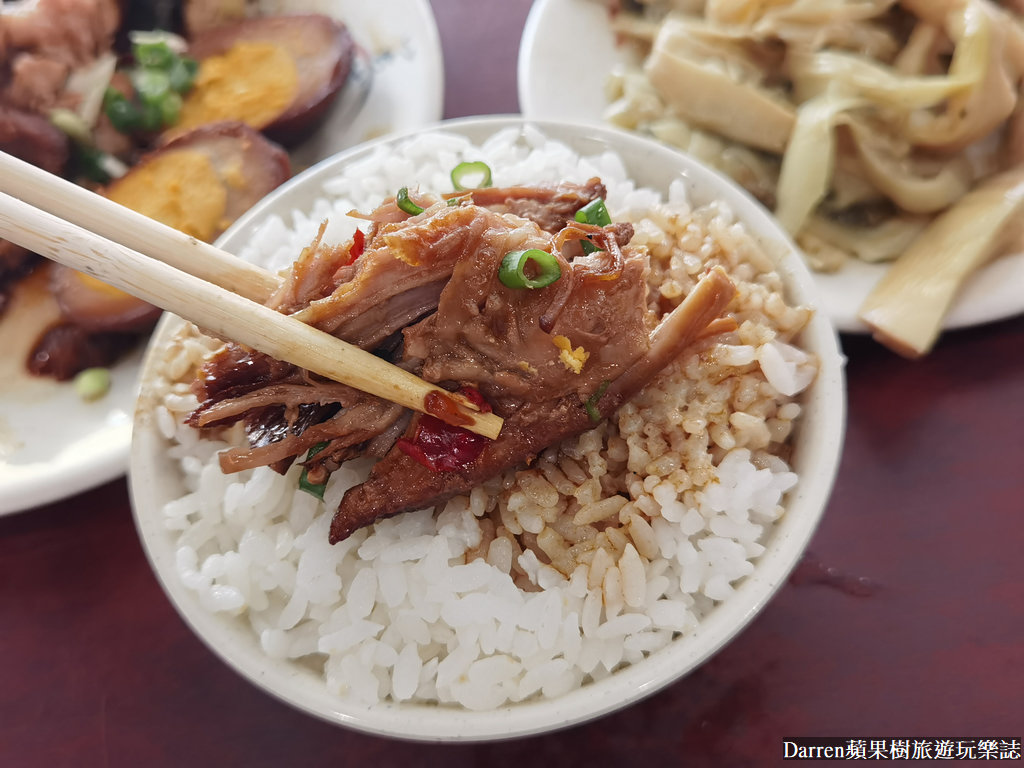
<box><xmin>396</xmin><ymin>415</ymin><xmax>489</xmax><ymax>473</ymax></box>
<box><xmin>397</xmin><ymin>386</ymin><xmax>493</xmax><ymax>472</ymax></box>
<box><xmin>348</xmin><ymin>228</ymin><xmax>365</xmax><ymax>263</ymax></box>
<box><xmin>459</xmin><ymin>385</ymin><xmax>492</xmax><ymax>413</ymax></box>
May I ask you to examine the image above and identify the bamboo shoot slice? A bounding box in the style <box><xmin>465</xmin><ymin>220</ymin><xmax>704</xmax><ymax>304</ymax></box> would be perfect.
<box><xmin>644</xmin><ymin>35</ymin><xmax>794</xmax><ymax>153</ymax></box>
<box><xmin>858</xmin><ymin>168</ymin><xmax>1024</xmax><ymax>357</ymax></box>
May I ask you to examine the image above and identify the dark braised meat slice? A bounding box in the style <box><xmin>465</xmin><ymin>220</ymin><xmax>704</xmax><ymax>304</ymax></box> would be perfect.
<box><xmin>0</xmin><ymin>105</ymin><xmax>69</xmax><ymax>175</ymax></box>
<box><xmin>27</xmin><ymin>323</ymin><xmax>137</xmax><ymax>380</ymax></box>
<box><xmin>189</xmin><ymin>343</ymin><xmax>405</xmax><ymax>475</ymax></box>
<box><xmin>183</xmin><ymin>13</ymin><xmax>354</xmax><ymax>146</ymax></box>
<box><xmin>459</xmin><ymin>178</ymin><xmax>608</xmax><ymax>234</ymax></box>
<box><xmin>329</xmin><ymin>267</ymin><xmax>737</xmax><ymax>543</ymax></box>
<box><xmin>190</xmin><ymin>344</ymin><xmax>303</xmax><ymax>420</ymax></box>
<box><xmin>49</xmin><ymin>263</ymin><xmax>163</xmax><ymax>333</ymax></box>
<box><xmin>102</xmin><ymin>121</ymin><xmax>292</xmax><ymax>243</ymax></box>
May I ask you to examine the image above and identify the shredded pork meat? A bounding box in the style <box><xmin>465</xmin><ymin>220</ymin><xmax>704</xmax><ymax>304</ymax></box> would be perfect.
<box><xmin>187</xmin><ymin>182</ymin><xmax>736</xmax><ymax>542</ymax></box>
<box><xmin>329</xmin><ymin>266</ymin><xmax>735</xmax><ymax>543</ymax></box>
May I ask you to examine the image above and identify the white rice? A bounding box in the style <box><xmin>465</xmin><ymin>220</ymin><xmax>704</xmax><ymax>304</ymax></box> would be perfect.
<box><xmin>150</xmin><ymin>127</ymin><xmax>816</xmax><ymax>710</ymax></box>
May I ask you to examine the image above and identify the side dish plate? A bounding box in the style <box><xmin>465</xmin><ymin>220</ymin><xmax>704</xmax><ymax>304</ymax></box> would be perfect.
<box><xmin>517</xmin><ymin>0</ymin><xmax>1024</xmax><ymax>335</ymax></box>
<box><xmin>0</xmin><ymin>0</ymin><xmax>444</xmax><ymax>516</ymax></box>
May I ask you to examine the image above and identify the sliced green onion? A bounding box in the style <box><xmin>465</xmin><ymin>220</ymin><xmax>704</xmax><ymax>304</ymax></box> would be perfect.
<box><xmin>575</xmin><ymin>198</ymin><xmax>612</xmax><ymax>227</ymax></box>
<box><xmin>584</xmin><ymin>380</ymin><xmax>611</xmax><ymax>422</ymax></box>
<box><xmin>168</xmin><ymin>56</ymin><xmax>199</xmax><ymax>93</ymax></box>
<box><xmin>72</xmin><ymin>145</ymin><xmax>112</xmax><ymax>184</ymax></box>
<box><xmin>102</xmin><ymin>42</ymin><xmax>197</xmax><ymax>136</ymax></box>
<box><xmin>498</xmin><ymin>249</ymin><xmax>561</xmax><ymax>289</ymax></box>
<box><xmin>159</xmin><ymin>91</ymin><xmax>183</xmax><ymax>126</ymax></box>
<box><xmin>103</xmin><ymin>88</ymin><xmax>142</xmax><ymax>132</ymax></box>
<box><xmin>133</xmin><ymin>40</ymin><xmax>177</xmax><ymax>70</ymax></box>
<box><xmin>74</xmin><ymin>367</ymin><xmax>111</xmax><ymax>402</ymax></box>
<box><xmin>451</xmin><ymin>161</ymin><xmax>492</xmax><ymax>191</ymax></box>
<box><xmin>396</xmin><ymin>187</ymin><xmax>424</xmax><ymax>215</ymax></box>
<box><xmin>298</xmin><ymin>441</ymin><xmax>330</xmax><ymax>500</ymax></box>
<box><xmin>132</xmin><ymin>68</ymin><xmax>172</xmax><ymax>102</ymax></box>
<box><xmin>138</xmin><ymin>99</ymin><xmax>165</xmax><ymax>132</ymax></box>
<box><xmin>575</xmin><ymin>198</ymin><xmax>613</xmax><ymax>254</ymax></box>
<box><xmin>48</xmin><ymin>108</ymin><xmax>92</xmax><ymax>145</ymax></box>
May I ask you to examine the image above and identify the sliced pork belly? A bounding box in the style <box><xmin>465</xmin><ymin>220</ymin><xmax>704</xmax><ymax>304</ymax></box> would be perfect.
<box><xmin>458</xmin><ymin>177</ymin><xmax>607</xmax><ymax>233</ymax></box>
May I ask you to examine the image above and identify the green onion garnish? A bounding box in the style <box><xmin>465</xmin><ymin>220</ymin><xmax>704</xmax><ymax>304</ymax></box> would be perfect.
<box><xmin>132</xmin><ymin>68</ymin><xmax>172</xmax><ymax>101</ymax></box>
<box><xmin>48</xmin><ymin>108</ymin><xmax>92</xmax><ymax>145</ymax></box>
<box><xmin>298</xmin><ymin>441</ymin><xmax>330</xmax><ymax>500</ymax></box>
<box><xmin>103</xmin><ymin>88</ymin><xmax>142</xmax><ymax>132</ymax></box>
<box><xmin>103</xmin><ymin>41</ymin><xmax>197</xmax><ymax>134</ymax></box>
<box><xmin>134</xmin><ymin>40</ymin><xmax>177</xmax><ymax>69</ymax></box>
<box><xmin>168</xmin><ymin>57</ymin><xmax>199</xmax><ymax>94</ymax></box>
<box><xmin>74</xmin><ymin>367</ymin><xmax>111</xmax><ymax>402</ymax></box>
<box><xmin>451</xmin><ymin>161</ymin><xmax>492</xmax><ymax>191</ymax></box>
<box><xmin>396</xmin><ymin>187</ymin><xmax>424</xmax><ymax>215</ymax></box>
<box><xmin>574</xmin><ymin>198</ymin><xmax>613</xmax><ymax>255</ymax></box>
<box><xmin>575</xmin><ymin>198</ymin><xmax>612</xmax><ymax>227</ymax></box>
<box><xmin>159</xmin><ymin>91</ymin><xmax>183</xmax><ymax>126</ymax></box>
<box><xmin>71</xmin><ymin>145</ymin><xmax>115</xmax><ymax>184</ymax></box>
<box><xmin>498</xmin><ymin>249</ymin><xmax>562</xmax><ymax>289</ymax></box>
<box><xmin>584</xmin><ymin>380</ymin><xmax>610</xmax><ymax>422</ymax></box>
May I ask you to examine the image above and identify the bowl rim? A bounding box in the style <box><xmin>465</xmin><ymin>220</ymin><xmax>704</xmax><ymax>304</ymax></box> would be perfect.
<box><xmin>129</xmin><ymin>115</ymin><xmax>847</xmax><ymax>742</ymax></box>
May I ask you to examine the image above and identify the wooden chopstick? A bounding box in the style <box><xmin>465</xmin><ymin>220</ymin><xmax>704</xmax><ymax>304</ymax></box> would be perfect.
<box><xmin>0</xmin><ymin>181</ymin><xmax>504</xmax><ymax>441</ymax></box>
<box><xmin>0</xmin><ymin>151</ymin><xmax>281</xmax><ymax>303</ymax></box>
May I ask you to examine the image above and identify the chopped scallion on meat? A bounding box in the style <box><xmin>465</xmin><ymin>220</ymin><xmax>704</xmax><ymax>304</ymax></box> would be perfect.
<box><xmin>575</xmin><ymin>198</ymin><xmax>612</xmax><ymax>253</ymax></box>
<box><xmin>584</xmin><ymin>380</ymin><xmax>610</xmax><ymax>422</ymax></box>
<box><xmin>396</xmin><ymin>187</ymin><xmax>424</xmax><ymax>215</ymax></box>
<box><xmin>298</xmin><ymin>442</ymin><xmax>330</xmax><ymax>499</ymax></box>
<box><xmin>498</xmin><ymin>248</ymin><xmax>561</xmax><ymax>289</ymax></box>
<box><xmin>451</xmin><ymin>161</ymin><xmax>492</xmax><ymax>191</ymax></box>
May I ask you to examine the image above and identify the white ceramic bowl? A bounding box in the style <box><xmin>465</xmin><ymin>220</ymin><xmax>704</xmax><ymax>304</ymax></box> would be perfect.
<box><xmin>129</xmin><ymin>116</ymin><xmax>846</xmax><ymax>741</ymax></box>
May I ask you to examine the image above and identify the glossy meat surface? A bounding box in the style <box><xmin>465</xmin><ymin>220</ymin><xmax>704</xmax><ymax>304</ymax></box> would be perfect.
<box><xmin>329</xmin><ymin>266</ymin><xmax>735</xmax><ymax>543</ymax></box>
<box><xmin>185</xmin><ymin>185</ymin><xmax>736</xmax><ymax>542</ymax></box>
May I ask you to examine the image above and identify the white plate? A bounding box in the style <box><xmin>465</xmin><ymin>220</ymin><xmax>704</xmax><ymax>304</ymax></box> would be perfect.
<box><xmin>517</xmin><ymin>0</ymin><xmax>1024</xmax><ymax>334</ymax></box>
<box><xmin>0</xmin><ymin>0</ymin><xmax>443</xmax><ymax>516</ymax></box>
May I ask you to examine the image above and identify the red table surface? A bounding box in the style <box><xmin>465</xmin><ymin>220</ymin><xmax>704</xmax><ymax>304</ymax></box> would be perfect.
<box><xmin>2</xmin><ymin>1</ymin><xmax>1022</xmax><ymax>765</ymax></box>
